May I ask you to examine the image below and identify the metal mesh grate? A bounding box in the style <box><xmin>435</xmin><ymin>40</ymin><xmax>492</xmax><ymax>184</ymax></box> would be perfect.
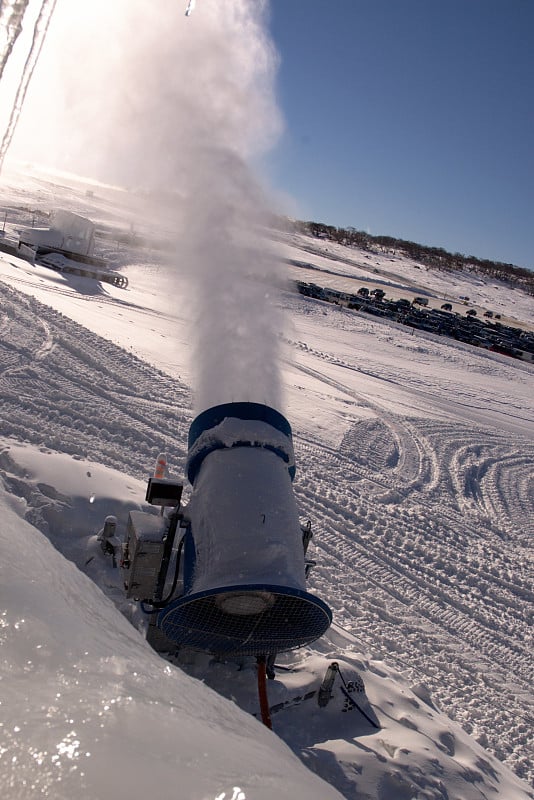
<box><xmin>157</xmin><ymin>585</ymin><xmax>332</xmax><ymax>657</ymax></box>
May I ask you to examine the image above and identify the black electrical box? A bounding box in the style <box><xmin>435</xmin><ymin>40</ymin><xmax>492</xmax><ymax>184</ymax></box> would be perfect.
<box><xmin>145</xmin><ymin>477</ymin><xmax>183</xmax><ymax>507</ymax></box>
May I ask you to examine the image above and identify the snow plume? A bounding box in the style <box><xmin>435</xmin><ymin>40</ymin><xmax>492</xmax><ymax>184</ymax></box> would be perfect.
<box><xmin>0</xmin><ymin>0</ymin><xmax>29</xmax><ymax>82</ymax></box>
<box><xmin>7</xmin><ymin>0</ymin><xmax>285</xmax><ymax>413</ymax></box>
<box><xmin>0</xmin><ymin>0</ymin><xmax>57</xmax><ymax>173</ymax></box>
<box><xmin>173</xmin><ymin>2</ymin><xmax>285</xmax><ymax>413</ymax></box>
<box><xmin>180</xmin><ymin>147</ymin><xmax>286</xmax><ymax>412</ymax></box>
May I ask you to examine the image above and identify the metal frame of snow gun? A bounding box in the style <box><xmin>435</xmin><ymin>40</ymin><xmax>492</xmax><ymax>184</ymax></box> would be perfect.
<box><xmin>119</xmin><ymin>433</ymin><xmax>334</xmax><ymax>728</ymax></box>
<box><xmin>121</xmin><ymin>475</ymin><xmax>184</xmax><ymax>603</ymax></box>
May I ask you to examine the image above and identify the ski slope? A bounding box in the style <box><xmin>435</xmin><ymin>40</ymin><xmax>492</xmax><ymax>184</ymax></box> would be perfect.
<box><xmin>0</xmin><ymin>169</ymin><xmax>533</xmax><ymax>799</ymax></box>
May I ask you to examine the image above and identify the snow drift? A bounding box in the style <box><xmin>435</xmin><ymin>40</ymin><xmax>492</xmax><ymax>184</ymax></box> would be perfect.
<box><xmin>0</xmin><ymin>480</ymin><xmax>344</xmax><ymax>800</ymax></box>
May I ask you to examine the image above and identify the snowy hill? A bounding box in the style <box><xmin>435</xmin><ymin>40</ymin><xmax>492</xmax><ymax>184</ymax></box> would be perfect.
<box><xmin>0</xmin><ymin>167</ymin><xmax>533</xmax><ymax>799</ymax></box>
<box><xmin>0</xmin><ymin>476</ymin><xmax>344</xmax><ymax>800</ymax></box>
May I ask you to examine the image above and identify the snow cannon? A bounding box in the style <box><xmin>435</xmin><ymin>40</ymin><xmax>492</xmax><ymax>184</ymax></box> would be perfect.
<box><xmin>156</xmin><ymin>402</ymin><xmax>332</xmax><ymax>657</ymax></box>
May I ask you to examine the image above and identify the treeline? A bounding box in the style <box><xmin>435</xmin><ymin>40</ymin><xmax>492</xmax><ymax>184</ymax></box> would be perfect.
<box><xmin>283</xmin><ymin>218</ymin><xmax>534</xmax><ymax>296</ymax></box>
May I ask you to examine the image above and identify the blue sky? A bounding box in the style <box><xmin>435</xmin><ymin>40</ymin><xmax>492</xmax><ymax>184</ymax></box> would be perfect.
<box><xmin>265</xmin><ymin>0</ymin><xmax>533</xmax><ymax>269</ymax></box>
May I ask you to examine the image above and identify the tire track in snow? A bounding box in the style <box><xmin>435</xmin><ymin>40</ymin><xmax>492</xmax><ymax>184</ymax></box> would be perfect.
<box><xmin>303</xmin><ymin>481</ymin><xmax>530</xmax><ymax>680</ymax></box>
<box><xmin>0</xmin><ymin>280</ymin><xmax>191</xmax><ymax>478</ymax></box>
<box><xmin>34</xmin><ymin>317</ymin><xmax>55</xmax><ymax>360</ymax></box>
<box><xmin>1</xmin><ymin>278</ymin><xmax>533</xmax><ymax>782</ymax></box>
<box><xmin>288</xmin><ymin>363</ymin><xmax>533</xmax><ymax>781</ymax></box>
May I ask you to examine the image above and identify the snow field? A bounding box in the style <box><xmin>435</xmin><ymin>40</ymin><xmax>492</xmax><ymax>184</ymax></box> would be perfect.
<box><xmin>0</xmin><ymin>171</ymin><xmax>533</xmax><ymax>797</ymax></box>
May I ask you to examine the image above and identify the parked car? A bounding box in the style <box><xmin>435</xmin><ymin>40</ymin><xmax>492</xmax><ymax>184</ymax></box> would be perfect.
<box><xmin>396</xmin><ymin>298</ymin><xmax>412</xmax><ymax>309</ymax></box>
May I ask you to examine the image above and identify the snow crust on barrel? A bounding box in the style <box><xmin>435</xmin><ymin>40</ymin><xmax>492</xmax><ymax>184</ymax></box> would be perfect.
<box><xmin>187</xmin><ymin>442</ymin><xmax>305</xmax><ymax>594</ymax></box>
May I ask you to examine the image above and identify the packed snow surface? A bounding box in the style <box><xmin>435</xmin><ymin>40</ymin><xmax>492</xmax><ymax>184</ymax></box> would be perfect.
<box><xmin>0</xmin><ymin>168</ymin><xmax>533</xmax><ymax>799</ymax></box>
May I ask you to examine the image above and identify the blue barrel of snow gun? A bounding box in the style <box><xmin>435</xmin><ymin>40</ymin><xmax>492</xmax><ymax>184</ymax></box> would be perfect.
<box><xmin>156</xmin><ymin>402</ymin><xmax>332</xmax><ymax>656</ymax></box>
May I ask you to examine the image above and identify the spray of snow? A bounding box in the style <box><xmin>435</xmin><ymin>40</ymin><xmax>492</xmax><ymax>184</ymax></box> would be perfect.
<box><xmin>179</xmin><ymin>146</ymin><xmax>286</xmax><ymax>412</ymax></box>
<box><xmin>0</xmin><ymin>0</ymin><xmax>30</xmax><ymax>82</ymax></box>
<box><xmin>0</xmin><ymin>0</ymin><xmax>57</xmax><ymax>174</ymax></box>
<box><xmin>2</xmin><ymin>0</ymin><xmax>286</xmax><ymax>413</ymax></box>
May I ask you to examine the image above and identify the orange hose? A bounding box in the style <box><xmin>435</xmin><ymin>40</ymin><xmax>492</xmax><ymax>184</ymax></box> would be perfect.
<box><xmin>257</xmin><ymin>657</ymin><xmax>272</xmax><ymax>730</ymax></box>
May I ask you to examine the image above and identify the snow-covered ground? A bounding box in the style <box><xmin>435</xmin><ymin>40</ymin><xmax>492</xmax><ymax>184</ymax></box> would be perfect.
<box><xmin>1</xmin><ymin>168</ymin><xmax>533</xmax><ymax>799</ymax></box>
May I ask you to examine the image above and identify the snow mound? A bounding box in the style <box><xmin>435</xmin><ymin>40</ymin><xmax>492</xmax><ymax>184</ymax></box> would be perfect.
<box><xmin>0</xmin><ymin>480</ymin><xmax>344</xmax><ymax>800</ymax></box>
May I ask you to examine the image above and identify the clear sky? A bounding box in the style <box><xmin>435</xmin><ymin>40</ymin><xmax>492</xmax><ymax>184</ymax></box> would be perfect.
<box><xmin>264</xmin><ymin>0</ymin><xmax>533</xmax><ymax>269</ymax></box>
<box><xmin>0</xmin><ymin>0</ymin><xmax>531</xmax><ymax>271</ymax></box>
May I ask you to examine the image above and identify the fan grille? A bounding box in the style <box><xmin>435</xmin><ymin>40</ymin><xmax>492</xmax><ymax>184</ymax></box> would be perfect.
<box><xmin>157</xmin><ymin>585</ymin><xmax>332</xmax><ymax>656</ymax></box>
